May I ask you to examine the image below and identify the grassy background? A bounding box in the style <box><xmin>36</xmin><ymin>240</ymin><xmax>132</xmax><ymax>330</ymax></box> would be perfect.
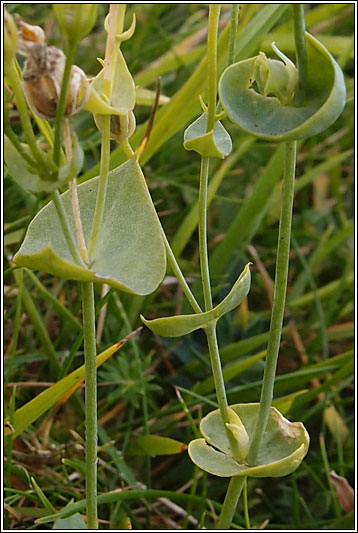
<box><xmin>4</xmin><ymin>4</ymin><xmax>354</xmax><ymax>529</ymax></box>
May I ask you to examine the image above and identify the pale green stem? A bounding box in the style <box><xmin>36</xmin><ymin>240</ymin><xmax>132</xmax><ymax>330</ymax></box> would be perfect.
<box><xmin>242</xmin><ymin>478</ymin><xmax>251</xmax><ymax>529</ymax></box>
<box><xmin>248</xmin><ymin>140</ymin><xmax>297</xmax><ymax>464</ymax></box>
<box><xmin>6</xmin><ymin>64</ymin><xmax>48</xmax><ymax>175</ymax></box>
<box><xmin>53</xmin><ymin>44</ymin><xmax>77</xmax><ymax>166</ymax></box>
<box><xmin>52</xmin><ymin>190</ymin><xmax>85</xmax><ymax>266</ymax></box>
<box><xmin>88</xmin><ymin>116</ymin><xmax>111</xmax><ymax>259</ymax></box>
<box><xmin>199</xmin><ymin>3</ymin><xmax>242</xmax><ymax>462</ymax></box>
<box><xmin>161</xmin><ymin>229</ymin><xmax>202</xmax><ymax>314</ymax></box>
<box><xmin>217</xmin><ymin>476</ymin><xmax>246</xmax><ymax>529</ymax></box>
<box><xmin>228</xmin><ymin>4</ymin><xmax>240</xmax><ymax>66</ymax></box>
<box><xmin>198</xmin><ymin>156</ymin><xmax>213</xmax><ymax>311</ymax></box>
<box><xmin>81</xmin><ymin>282</ymin><xmax>98</xmax><ymax>530</ymax></box>
<box><xmin>206</xmin><ymin>5</ymin><xmax>221</xmax><ymax>132</ymax></box>
<box><xmin>63</xmin><ymin>118</ymin><xmax>90</xmax><ymax>265</ymax></box>
<box><xmin>88</xmin><ymin>5</ymin><xmax>126</xmax><ymax>259</ymax></box>
<box><xmin>293</xmin><ymin>4</ymin><xmax>307</xmax><ymax>105</ymax></box>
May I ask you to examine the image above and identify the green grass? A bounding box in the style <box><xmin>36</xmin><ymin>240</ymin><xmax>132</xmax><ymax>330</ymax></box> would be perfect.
<box><xmin>3</xmin><ymin>4</ymin><xmax>354</xmax><ymax>530</ymax></box>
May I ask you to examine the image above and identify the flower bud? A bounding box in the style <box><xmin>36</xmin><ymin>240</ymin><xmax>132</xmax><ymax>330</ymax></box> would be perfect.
<box><xmin>22</xmin><ymin>45</ymin><xmax>90</xmax><ymax>120</ymax></box>
<box><xmin>4</xmin><ymin>10</ymin><xmax>18</xmax><ymax>72</ymax></box>
<box><xmin>53</xmin><ymin>4</ymin><xmax>98</xmax><ymax>46</ymax></box>
<box><xmin>94</xmin><ymin>111</ymin><xmax>136</xmax><ymax>143</ymax></box>
<box><xmin>253</xmin><ymin>46</ymin><xmax>298</xmax><ymax>105</ymax></box>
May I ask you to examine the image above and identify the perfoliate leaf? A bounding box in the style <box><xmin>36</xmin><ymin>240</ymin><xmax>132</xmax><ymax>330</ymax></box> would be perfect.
<box><xmin>188</xmin><ymin>403</ymin><xmax>309</xmax><ymax>478</ymax></box>
<box><xmin>91</xmin><ymin>49</ymin><xmax>136</xmax><ymax>116</ymax></box>
<box><xmin>14</xmin><ymin>158</ymin><xmax>166</xmax><ymax>295</ymax></box>
<box><xmin>219</xmin><ymin>32</ymin><xmax>346</xmax><ymax>141</ymax></box>
<box><xmin>184</xmin><ymin>113</ymin><xmax>232</xmax><ymax>158</ymax></box>
<box><xmin>141</xmin><ymin>263</ymin><xmax>251</xmax><ymax>337</ymax></box>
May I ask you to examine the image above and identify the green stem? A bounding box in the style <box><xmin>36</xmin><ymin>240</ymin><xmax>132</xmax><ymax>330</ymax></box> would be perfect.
<box><xmin>6</xmin><ymin>64</ymin><xmax>48</xmax><ymax>175</ymax></box>
<box><xmin>206</xmin><ymin>5</ymin><xmax>221</xmax><ymax>132</ymax></box>
<box><xmin>198</xmin><ymin>156</ymin><xmax>212</xmax><ymax>311</ymax></box>
<box><xmin>200</xmin><ymin>5</ymin><xmax>240</xmax><ymax>455</ymax></box>
<box><xmin>228</xmin><ymin>4</ymin><xmax>240</xmax><ymax>66</ymax></box>
<box><xmin>161</xmin><ymin>229</ymin><xmax>202</xmax><ymax>314</ymax></box>
<box><xmin>53</xmin><ymin>44</ymin><xmax>77</xmax><ymax>167</ymax></box>
<box><xmin>242</xmin><ymin>478</ymin><xmax>251</xmax><ymax>529</ymax></box>
<box><xmin>88</xmin><ymin>5</ymin><xmax>126</xmax><ymax>259</ymax></box>
<box><xmin>248</xmin><ymin>141</ymin><xmax>297</xmax><ymax>464</ymax></box>
<box><xmin>293</xmin><ymin>4</ymin><xmax>307</xmax><ymax>105</ymax></box>
<box><xmin>81</xmin><ymin>282</ymin><xmax>98</xmax><ymax>530</ymax></box>
<box><xmin>52</xmin><ymin>190</ymin><xmax>85</xmax><ymax>266</ymax></box>
<box><xmin>88</xmin><ymin>115</ymin><xmax>111</xmax><ymax>259</ymax></box>
<box><xmin>217</xmin><ymin>476</ymin><xmax>246</xmax><ymax>529</ymax></box>
<box><xmin>4</xmin><ymin>124</ymin><xmax>36</xmax><ymax>167</ymax></box>
<box><xmin>205</xmin><ymin>324</ymin><xmax>241</xmax><ymax>460</ymax></box>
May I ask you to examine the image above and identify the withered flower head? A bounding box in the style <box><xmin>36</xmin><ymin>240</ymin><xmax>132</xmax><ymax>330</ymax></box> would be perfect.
<box><xmin>14</xmin><ymin>14</ymin><xmax>45</xmax><ymax>56</ymax></box>
<box><xmin>22</xmin><ymin>45</ymin><xmax>90</xmax><ymax>120</ymax></box>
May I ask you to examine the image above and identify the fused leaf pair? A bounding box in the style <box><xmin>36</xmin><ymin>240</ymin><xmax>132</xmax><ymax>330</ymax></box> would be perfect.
<box><xmin>89</xmin><ymin>13</ymin><xmax>136</xmax><ymax>134</ymax></box>
<box><xmin>184</xmin><ymin>112</ymin><xmax>232</xmax><ymax>159</ymax></box>
<box><xmin>188</xmin><ymin>403</ymin><xmax>309</xmax><ymax>478</ymax></box>
<box><xmin>219</xmin><ymin>32</ymin><xmax>346</xmax><ymax>141</ymax></box>
<box><xmin>141</xmin><ymin>263</ymin><xmax>251</xmax><ymax>337</ymax></box>
<box><xmin>13</xmin><ymin>158</ymin><xmax>166</xmax><ymax>295</ymax></box>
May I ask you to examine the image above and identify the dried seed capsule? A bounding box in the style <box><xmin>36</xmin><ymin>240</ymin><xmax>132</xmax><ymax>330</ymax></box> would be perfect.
<box><xmin>94</xmin><ymin>111</ymin><xmax>136</xmax><ymax>142</ymax></box>
<box><xmin>22</xmin><ymin>45</ymin><xmax>90</xmax><ymax>120</ymax></box>
<box><xmin>14</xmin><ymin>14</ymin><xmax>45</xmax><ymax>56</ymax></box>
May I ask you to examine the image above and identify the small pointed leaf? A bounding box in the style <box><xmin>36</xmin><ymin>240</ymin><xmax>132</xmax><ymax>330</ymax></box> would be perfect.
<box><xmin>219</xmin><ymin>32</ymin><xmax>346</xmax><ymax>141</ymax></box>
<box><xmin>188</xmin><ymin>403</ymin><xmax>309</xmax><ymax>478</ymax></box>
<box><xmin>90</xmin><ymin>49</ymin><xmax>135</xmax><ymax>115</ymax></box>
<box><xmin>184</xmin><ymin>113</ymin><xmax>232</xmax><ymax>158</ymax></box>
<box><xmin>14</xmin><ymin>158</ymin><xmax>166</xmax><ymax>295</ymax></box>
<box><xmin>141</xmin><ymin>263</ymin><xmax>251</xmax><ymax>337</ymax></box>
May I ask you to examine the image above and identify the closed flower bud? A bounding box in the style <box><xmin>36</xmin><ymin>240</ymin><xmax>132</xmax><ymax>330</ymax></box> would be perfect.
<box><xmin>53</xmin><ymin>4</ymin><xmax>98</xmax><ymax>46</ymax></box>
<box><xmin>4</xmin><ymin>10</ymin><xmax>18</xmax><ymax>72</ymax></box>
<box><xmin>22</xmin><ymin>45</ymin><xmax>90</xmax><ymax>120</ymax></box>
<box><xmin>94</xmin><ymin>111</ymin><xmax>136</xmax><ymax>143</ymax></box>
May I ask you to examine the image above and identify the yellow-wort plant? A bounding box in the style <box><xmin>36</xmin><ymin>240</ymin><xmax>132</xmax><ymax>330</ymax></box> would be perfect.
<box><xmin>4</xmin><ymin>4</ymin><xmax>348</xmax><ymax>529</ymax></box>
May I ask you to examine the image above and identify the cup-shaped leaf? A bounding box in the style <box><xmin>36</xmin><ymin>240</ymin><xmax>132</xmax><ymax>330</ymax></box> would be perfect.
<box><xmin>188</xmin><ymin>403</ymin><xmax>309</xmax><ymax>478</ymax></box>
<box><xmin>184</xmin><ymin>113</ymin><xmax>232</xmax><ymax>158</ymax></box>
<box><xmin>13</xmin><ymin>158</ymin><xmax>166</xmax><ymax>295</ymax></box>
<box><xmin>141</xmin><ymin>263</ymin><xmax>250</xmax><ymax>337</ymax></box>
<box><xmin>219</xmin><ymin>32</ymin><xmax>346</xmax><ymax>141</ymax></box>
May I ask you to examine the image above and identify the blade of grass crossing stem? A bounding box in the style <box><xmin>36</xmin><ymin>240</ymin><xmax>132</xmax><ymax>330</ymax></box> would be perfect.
<box><xmin>24</xmin><ymin>269</ymin><xmax>82</xmax><ymax>331</ymax></box>
<box><xmin>4</xmin><ymin>341</ymin><xmax>127</xmax><ymax>439</ymax></box>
